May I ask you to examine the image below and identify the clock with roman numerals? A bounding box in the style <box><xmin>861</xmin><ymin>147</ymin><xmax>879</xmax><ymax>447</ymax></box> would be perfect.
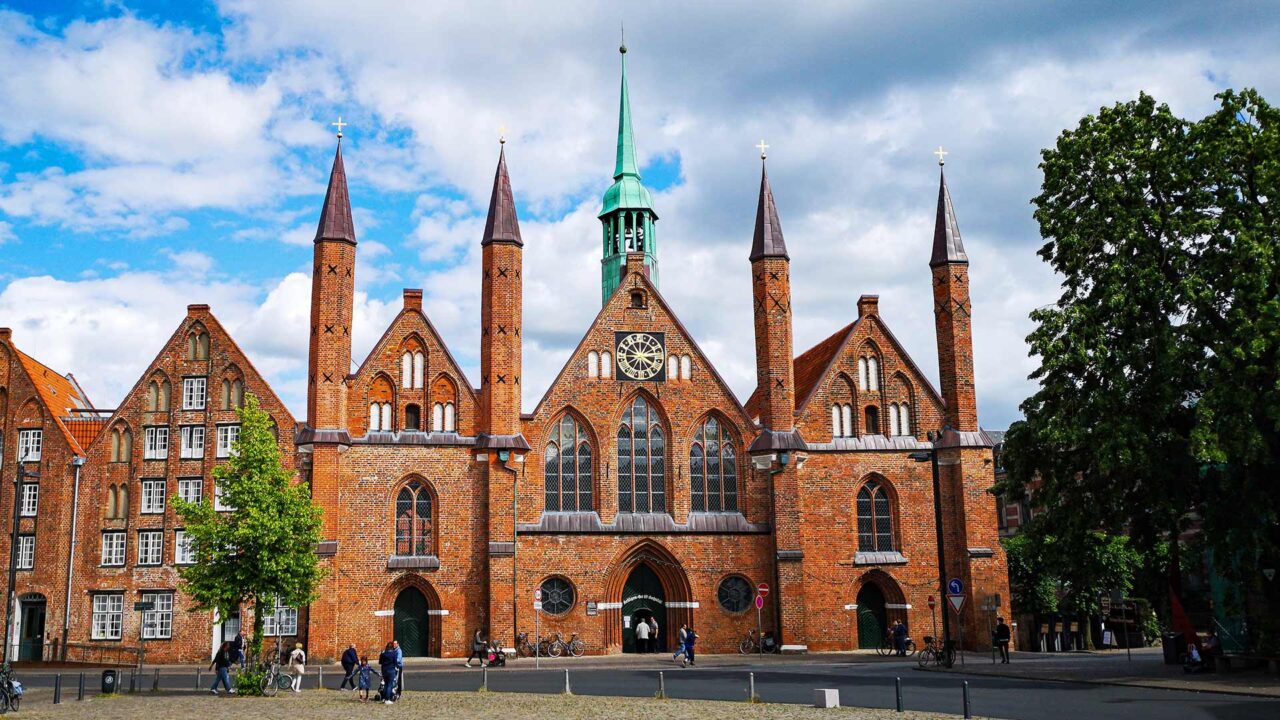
<box><xmin>614</xmin><ymin>331</ymin><xmax>666</xmax><ymax>381</ymax></box>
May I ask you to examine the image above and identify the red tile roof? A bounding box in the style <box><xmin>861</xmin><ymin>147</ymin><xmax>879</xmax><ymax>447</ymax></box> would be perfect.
<box><xmin>745</xmin><ymin>320</ymin><xmax>858</xmax><ymax>419</ymax></box>
<box><xmin>13</xmin><ymin>348</ymin><xmax>95</xmax><ymax>453</ymax></box>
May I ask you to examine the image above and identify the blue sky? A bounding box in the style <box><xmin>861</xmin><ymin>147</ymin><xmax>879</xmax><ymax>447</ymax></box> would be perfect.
<box><xmin>2</xmin><ymin>1</ymin><xmax>1278</xmax><ymax>428</ymax></box>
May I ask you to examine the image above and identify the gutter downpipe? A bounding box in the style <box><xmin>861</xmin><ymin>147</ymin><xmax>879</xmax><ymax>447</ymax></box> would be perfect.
<box><xmin>63</xmin><ymin>456</ymin><xmax>86</xmax><ymax>659</ymax></box>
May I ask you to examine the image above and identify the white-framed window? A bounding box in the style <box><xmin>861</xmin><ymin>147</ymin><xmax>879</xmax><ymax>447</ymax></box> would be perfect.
<box><xmin>431</xmin><ymin>402</ymin><xmax>456</xmax><ymax>432</ymax></box>
<box><xmin>182</xmin><ymin>377</ymin><xmax>207</xmax><ymax>410</ymax></box>
<box><xmin>91</xmin><ymin>594</ymin><xmax>124</xmax><ymax>640</ymax></box>
<box><xmin>587</xmin><ymin>351</ymin><xmax>600</xmax><ymax>378</ymax></box>
<box><xmin>600</xmin><ymin>351</ymin><xmax>612</xmax><ymax>379</ymax></box>
<box><xmin>888</xmin><ymin>404</ymin><xmax>899</xmax><ymax>437</ymax></box>
<box><xmin>263</xmin><ymin>602</ymin><xmax>298</xmax><ymax>637</ymax></box>
<box><xmin>216</xmin><ymin>425</ymin><xmax>240</xmax><ymax>458</ymax></box>
<box><xmin>867</xmin><ymin>357</ymin><xmax>880</xmax><ymax>391</ymax></box>
<box><xmin>101</xmin><ymin>531</ymin><xmax>126</xmax><ymax>566</ymax></box>
<box><xmin>174</xmin><ymin>530</ymin><xmax>195</xmax><ymax>565</ymax></box>
<box><xmin>180</xmin><ymin>426</ymin><xmax>205</xmax><ymax>459</ymax></box>
<box><xmin>16</xmin><ymin>535</ymin><xmax>34</xmax><ymax>569</ymax></box>
<box><xmin>680</xmin><ymin>354</ymin><xmax>692</xmax><ymax>380</ymax></box>
<box><xmin>137</xmin><ymin>530</ymin><xmax>163</xmax><ymax>565</ymax></box>
<box><xmin>141</xmin><ymin>592</ymin><xmax>173</xmax><ymax>639</ymax></box>
<box><xmin>17</xmin><ymin>429</ymin><xmax>42</xmax><ymax>462</ymax></box>
<box><xmin>140</xmin><ymin>479</ymin><xmax>166</xmax><ymax>514</ymax></box>
<box><xmin>214</xmin><ymin>481</ymin><xmax>233</xmax><ymax>512</ymax></box>
<box><xmin>177</xmin><ymin>477</ymin><xmax>203</xmax><ymax>504</ymax></box>
<box><xmin>401</xmin><ymin>352</ymin><xmax>413</xmax><ymax>389</ymax></box>
<box><xmin>898</xmin><ymin>403</ymin><xmax>911</xmax><ymax>435</ymax></box>
<box><xmin>368</xmin><ymin>403</ymin><xmax>392</xmax><ymax>432</ymax></box>
<box><xmin>667</xmin><ymin>355</ymin><xmax>678</xmax><ymax>380</ymax></box>
<box><xmin>143</xmin><ymin>427</ymin><xmax>169</xmax><ymax>460</ymax></box>
<box><xmin>19</xmin><ymin>483</ymin><xmax>38</xmax><ymax>517</ymax></box>
<box><xmin>413</xmin><ymin>352</ymin><xmax>425</xmax><ymax>389</ymax></box>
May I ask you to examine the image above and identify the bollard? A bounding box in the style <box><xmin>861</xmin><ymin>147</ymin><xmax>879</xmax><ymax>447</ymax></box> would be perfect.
<box><xmin>196</xmin><ymin>669</ymin><xmax>202</xmax><ymax>690</ymax></box>
<box><xmin>895</xmin><ymin>676</ymin><xmax>903</xmax><ymax>712</ymax></box>
<box><xmin>54</xmin><ymin>674</ymin><xmax>62</xmax><ymax>704</ymax></box>
<box><xmin>128</xmin><ymin>670</ymin><xmax>135</xmax><ymax>693</ymax></box>
<box><xmin>482</xmin><ymin>666</ymin><xmax>488</xmax><ymax>691</ymax></box>
<box><xmin>153</xmin><ymin>668</ymin><xmax>160</xmax><ymax>691</ymax></box>
<box><xmin>318</xmin><ymin>664</ymin><xmax>324</xmax><ymax>689</ymax></box>
<box><xmin>962</xmin><ymin>680</ymin><xmax>972</xmax><ymax>719</ymax></box>
<box><xmin>657</xmin><ymin>671</ymin><xmax>667</xmax><ymax>699</ymax></box>
<box><xmin>749</xmin><ymin>672</ymin><xmax>757</xmax><ymax>703</ymax></box>
<box><xmin>78</xmin><ymin>672</ymin><xmax>85</xmax><ymax>701</ymax></box>
<box><xmin>563</xmin><ymin>668</ymin><xmax>572</xmax><ymax>695</ymax></box>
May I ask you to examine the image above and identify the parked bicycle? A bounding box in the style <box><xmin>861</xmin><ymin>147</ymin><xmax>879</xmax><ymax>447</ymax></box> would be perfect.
<box><xmin>259</xmin><ymin>659</ymin><xmax>294</xmax><ymax>696</ymax></box>
<box><xmin>739</xmin><ymin>629</ymin><xmax>779</xmax><ymax>654</ymax></box>
<box><xmin>915</xmin><ymin>636</ymin><xmax>954</xmax><ymax>668</ymax></box>
<box><xmin>516</xmin><ymin>631</ymin><xmax>585</xmax><ymax>658</ymax></box>
<box><xmin>0</xmin><ymin>663</ymin><xmax>23</xmax><ymax>713</ymax></box>
<box><xmin>877</xmin><ymin>632</ymin><xmax>917</xmax><ymax>657</ymax></box>
<box><xmin>565</xmin><ymin>633</ymin><xmax>586</xmax><ymax>658</ymax></box>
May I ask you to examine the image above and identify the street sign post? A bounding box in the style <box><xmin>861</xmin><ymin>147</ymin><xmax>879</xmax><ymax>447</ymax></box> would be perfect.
<box><xmin>533</xmin><ymin>590</ymin><xmax>542</xmax><ymax>669</ymax></box>
<box><xmin>757</xmin><ymin>583</ymin><xmax>770</xmax><ymax>597</ymax></box>
<box><xmin>755</xmin><ymin>594</ymin><xmax>765</xmax><ymax>654</ymax></box>
<box><xmin>134</xmin><ymin>601</ymin><xmax>154</xmax><ymax>672</ymax></box>
<box><xmin>927</xmin><ymin>595</ymin><xmax>938</xmax><ymax>644</ymax></box>
<box><xmin>947</xmin><ymin>591</ymin><xmax>966</xmax><ymax>666</ymax></box>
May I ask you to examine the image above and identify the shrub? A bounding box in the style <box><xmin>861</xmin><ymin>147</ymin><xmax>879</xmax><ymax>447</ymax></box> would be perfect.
<box><xmin>234</xmin><ymin>667</ymin><xmax>267</xmax><ymax>696</ymax></box>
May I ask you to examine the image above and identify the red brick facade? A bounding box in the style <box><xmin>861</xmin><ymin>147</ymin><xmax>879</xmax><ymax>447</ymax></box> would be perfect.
<box><xmin>0</xmin><ymin>146</ymin><xmax>1009</xmax><ymax>665</ymax></box>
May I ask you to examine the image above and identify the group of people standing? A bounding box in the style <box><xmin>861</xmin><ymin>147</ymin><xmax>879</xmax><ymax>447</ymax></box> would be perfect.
<box><xmin>633</xmin><ymin>616</ymin><xmax>661</xmax><ymax>653</ymax></box>
<box><xmin>339</xmin><ymin>640</ymin><xmax>405</xmax><ymax>703</ymax></box>
<box><xmin>209</xmin><ymin>633</ymin><xmax>307</xmax><ymax>696</ymax></box>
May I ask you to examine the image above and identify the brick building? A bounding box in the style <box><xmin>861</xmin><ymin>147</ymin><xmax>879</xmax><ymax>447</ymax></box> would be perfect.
<box><xmin>0</xmin><ymin>48</ymin><xmax>1008</xmax><ymax>663</ymax></box>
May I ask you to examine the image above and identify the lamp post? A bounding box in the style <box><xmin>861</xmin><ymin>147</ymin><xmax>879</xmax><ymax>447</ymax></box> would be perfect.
<box><xmin>5</xmin><ymin>465</ymin><xmax>39</xmax><ymax>663</ymax></box>
<box><xmin>909</xmin><ymin>440</ymin><xmax>950</xmax><ymax>646</ymax></box>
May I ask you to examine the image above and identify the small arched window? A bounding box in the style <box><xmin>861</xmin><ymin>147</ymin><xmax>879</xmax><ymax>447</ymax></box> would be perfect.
<box><xmin>401</xmin><ymin>353</ymin><xmax>412</xmax><ymax>388</ymax></box>
<box><xmin>864</xmin><ymin>406</ymin><xmax>880</xmax><ymax>435</ymax></box>
<box><xmin>832</xmin><ymin>404</ymin><xmax>855</xmax><ymax>438</ymax></box>
<box><xmin>680</xmin><ymin>355</ymin><xmax>692</xmax><ymax>380</ymax></box>
<box><xmin>617</xmin><ymin>396</ymin><xmax>665</xmax><ymax>513</ymax></box>
<box><xmin>221</xmin><ymin>380</ymin><xmax>232</xmax><ymax>410</ymax></box>
<box><xmin>544</xmin><ymin>415</ymin><xmax>592</xmax><ymax>512</ymax></box>
<box><xmin>394</xmin><ymin>480</ymin><xmax>434</xmax><ymax>556</ymax></box>
<box><xmin>867</xmin><ymin>357</ymin><xmax>880</xmax><ymax>391</ymax></box>
<box><xmin>667</xmin><ymin>355</ymin><xmax>678</xmax><ymax>381</ymax></box>
<box><xmin>368</xmin><ymin>402</ymin><xmax>392</xmax><ymax>432</ymax></box>
<box><xmin>413</xmin><ymin>352</ymin><xmax>425</xmax><ymax>389</ymax></box>
<box><xmin>146</xmin><ymin>382</ymin><xmax>158</xmax><ymax>412</ymax></box>
<box><xmin>690</xmin><ymin>417</ymin><xmax>737</xmax><ymax>512</ymax></box>
<box><xmin>600</xmin><ymin>352</ymin><xmax>612</xmax><ymax>379</ymax></box>
<box><xmin>444</xmin><ymin>402</ymin><xmax>455</xmax><ymax>432</ymax></box>
<box><xmin>110</xmin><ymin>429</ymin><xmax>121</xmax><ymax>462</ymax></box>
<box><xmin>856</xmin><ymin>481</ymin><xmax>894</xmax><ymax>552</ymax></box>
<box><xmin>888</xmin><ymin>404</ymin><xmax>899</xmax><ymax>437</ymax></box>
<box><xmin>858</xmin><ymin>358</ymin><xmax>869</xmax><ymax>391</ymax></box>
<box><xmin>897</xmin><ymin>403</ymin><xmax>910</xmax><ymax>435</ymax></box>
<box><xmin>587</xmin><ymin>351</ymin><xmax>600</xmax><ymax>379</ymax></box>
<box><xmin>117</xmin><ymin>484</ymin><xmax>129</xmax><ymax>517</ymax></box>
<box><xmin>105</xmin><ymin>486</ymin><xmax>117</xmax><ymax>518</ymax></box>
<box><xmin>188</xmin><ymin>331</ymin><xmax>209</xmax><ymax>360</ymax></box>
<box><xmin>405</xmin><ymin>404</ymin><xmax>421</xmax><ymax>431</ymax></box>
<box><xmin>831</xmin><ymin>405</ymin><xmax>841</xmax><ymax>437</ymax></box>
<box><xmin>432</xmin><ymin>403</ymin><xmax>444</xmax><ymax>432</ymax></box>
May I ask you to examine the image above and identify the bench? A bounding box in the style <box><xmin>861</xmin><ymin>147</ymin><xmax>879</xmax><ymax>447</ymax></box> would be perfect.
<box><xmin>1213</xmin><ymin>654</ymin><xmax>1280</xmax><ymax>674</ymax></box>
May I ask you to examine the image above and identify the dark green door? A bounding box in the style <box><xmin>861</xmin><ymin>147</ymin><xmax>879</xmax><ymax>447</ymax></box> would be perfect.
<box><xmin>622</xmin><ymin>564</ymin><xmax>666</xmax><ymax>653</ymax></box>
<box><xmin>394</xmin><ymin>588</ymin><xmax>429</xmax><ymax>657</ymax></box>
<box><xmin>856</xmin><ymin>584</ymin><xmax>886</xmax><ymax>649</ymax></box>
<box><xmin>19</xmin><ymin>600</ymin><xmax>45</xmax><ymax>662</ymax></box>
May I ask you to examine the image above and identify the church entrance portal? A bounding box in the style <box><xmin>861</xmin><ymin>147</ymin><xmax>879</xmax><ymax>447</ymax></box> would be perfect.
<box><xmin>622</xmin><ymin>564</ymin><xmax>665</xmax><ymax>653</ymax></box>
<box><xmin>393</xmin><ymin>587</ymin><xmax>430</xmax><ymax>657</ymax></box>
<box><xmin>856</xmin><ymin>583</ymin><xmax>887</xmax><ymax>649</ymax></box>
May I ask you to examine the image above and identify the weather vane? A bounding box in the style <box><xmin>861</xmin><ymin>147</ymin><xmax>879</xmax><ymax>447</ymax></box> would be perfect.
<box><xmin>756</xmin><ymin>139</ymin><xmax>769</xmax><ymax>160</ymax></box>
<box><xmin>934</xmin><ymin>145</ymin><xmax>948</xmax><ymax>166</ymax></box>
<box><xmin>332</xmin><ymin>116</ymin><xmax>348</xmax><ymax>139</ymax></box>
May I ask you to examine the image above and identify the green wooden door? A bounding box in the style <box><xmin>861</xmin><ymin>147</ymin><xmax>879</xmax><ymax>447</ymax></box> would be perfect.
<box><xmin>621</xmin><ymin>564</ymin><xmax>666</xmax><ymax>653</ymax></box>
<box><xmin>856</xmin><ymin>584</ymin><xmax>887</xmax><ymax>649</ymax></box>
<box><xmin>394</xmin><ymin>588</ymin><xmax>429</xmax><ymax>657</ymax></box>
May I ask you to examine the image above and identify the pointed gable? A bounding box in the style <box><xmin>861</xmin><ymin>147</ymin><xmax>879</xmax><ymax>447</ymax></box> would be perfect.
<box><xmin>8</xmin><ymin>344</ymin><xmax>96</xmax><ymax>453</ymax></box>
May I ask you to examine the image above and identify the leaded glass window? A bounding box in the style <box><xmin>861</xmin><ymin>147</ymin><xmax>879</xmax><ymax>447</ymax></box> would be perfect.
<box><xmin>717</xmin><ymin>575</ymin><xmax>753</xmax><ymax>613</ymax></box>
<box><xmin>395</xmin><ymin>480</ymin><xmax>434</xmax><ymax>556</ymax></box>
<box><xmin>856</xmin><ymin>481</ymin><xmax>894</xmax><ymax>552</ymax></box>
<box><xmin>690</xmin><ymin>417</ymin><xmax>738</xmax><ymax>512</ymax></box>
<box><xmin>540</xmin><ymin>577</ymin><xmax>574</xmax><ymax>616</ymax></box>
<box><xmin>617</xmin><ymin>397</ymin><xmax>666</xmax><ymax>513</ymax></box>
<box><xmin>544</xmin><ymin>415</ymin><xmax>593</xmax><ymax>511</ymax></box>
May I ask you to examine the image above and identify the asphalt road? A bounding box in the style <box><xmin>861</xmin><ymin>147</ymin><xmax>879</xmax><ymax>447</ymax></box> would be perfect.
<box><xmin>16</xmin><ymin>659</ymin><xmax>1280</xmax><ymax>720</ymax></box>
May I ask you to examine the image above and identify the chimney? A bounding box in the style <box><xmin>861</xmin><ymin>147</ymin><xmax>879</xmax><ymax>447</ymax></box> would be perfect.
<box><xmin>403</xmin><ymin>288</ymin><xmax>423</xmax><ymax>311</ymax></box>
<box><xmin>0</xmin><ymin>328</ymin><xmax>10</xmax><ymax>341</ymax></box>
<box><xmin>187</xmin><ymin>304</ymin><xmax>210</xmax><ymax>317</ymax></box>
<box><xmin>857</xmin><ymin>295</ymin><xmax>879</xmax><ymax>318</ymax></box>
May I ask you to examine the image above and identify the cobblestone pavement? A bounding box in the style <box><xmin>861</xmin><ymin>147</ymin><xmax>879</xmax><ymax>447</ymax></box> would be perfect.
<box><xmin>16</xmin><ymin>689</ymin><xmax>966</xmax><ymax>720</ymax></box>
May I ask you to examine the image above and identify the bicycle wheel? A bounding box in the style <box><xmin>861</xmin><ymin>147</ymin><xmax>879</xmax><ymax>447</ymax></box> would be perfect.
<box><xmin>569</xmin><ymin>639</ymin><xmax>585</xmax><ymax>658</ymax></box>
<box><xmin>877</xmin><ymin>639</ymin><xmax>892</xmax><ymax>657</ymax></box>
<box><xmin>261</xmin><ymin>673</ymin><xmax>278</xmax><ymax>696</ymax></box>
<box><xmin>905</xmin><ymin>639</ymin><xmax>917</xmax><ymax>656</ymax></box>
<box><xmin>278</xmin><ymin>674</ymin><xmax>294</xmax><ymax>691</ymax></box>
<box><xmin>0</xmin><ymin>691</ymin><xmax>10</xmax><ymax>714</ymax></box>
<box><xmin>941</xmin><ymin>650</ymin><xmax>954</xmax><ymax>669</ymax></box>
<box><xmin>548</xmin><ymin>641</ymin><xmax>564</xmax><ymax>658</ymax></box>
<box><xmin>739</xmin><ymin>638</ymin><xmax>754</xmax><ymax>655</ymax></box>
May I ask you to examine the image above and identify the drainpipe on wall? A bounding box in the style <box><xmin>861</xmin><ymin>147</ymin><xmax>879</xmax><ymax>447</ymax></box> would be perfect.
<box><xmin>63</xmin><ymin>456</ymin><xmax>86</xmax><ymax>660</ymax></box>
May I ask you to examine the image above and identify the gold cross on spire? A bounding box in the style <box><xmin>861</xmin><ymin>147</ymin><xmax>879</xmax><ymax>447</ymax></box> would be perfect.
<box><xmin>934</xmin><ymin>145</ymin><xmax>948</xmax><ymax>166</ymax></box>
<box><xmin>498</xmin><ymin>124</ymin><xmax>507</xmax><ymax>145</ymax></box>
<box><xmin>332</xmin><ymin>116</ymin><xmax>348</xmax><ymax>139</ymax></box>
<box><xmin>756</xmin><ymin>139</ymin><xmax>769</xmax><ymax>160</ymax></box>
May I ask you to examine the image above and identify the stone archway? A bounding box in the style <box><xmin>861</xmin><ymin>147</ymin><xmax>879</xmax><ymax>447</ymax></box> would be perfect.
<box><xmin>852</xmin><ymin>570</ymin><xmax>908</xmax><ymax>649</ymax></box>
<box><xmin>603</xmin><ymin>540</ymin><xmax>693</xmax><ymax>654</ymax></box>
<box><xmin>380</xmin><ymin>576</ymin><xmax>442</xmax><ymax>657</ymax></box>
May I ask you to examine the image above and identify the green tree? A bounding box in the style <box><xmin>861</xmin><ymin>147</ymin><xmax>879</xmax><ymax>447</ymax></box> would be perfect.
<box><xmin>174</xmin><ymin>394</ymin><xmax>326</xmax><ymax>663</ymax></box>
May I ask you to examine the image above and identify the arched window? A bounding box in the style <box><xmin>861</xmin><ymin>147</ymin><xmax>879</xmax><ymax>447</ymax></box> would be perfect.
<box><xmin>667</xmin><ymin>355</ymin><xmax>678</xmax><ymax>380</ymax></box>
<box><xmin>856</xmin><ymin>481</ymin><xmax>894</xmax><ymax>552</ymax></box>
<box><xmin>680</xmin><ymin>355</ymin><xmax>692</xmax><ymax>380</ymax></box>
<box><xmin>105</xmin><ymin>486</ymin><xmax>117</xmax><ymax>518</ymax></box>
<box><xmin>617</xmin><ymin>396</ymin><xmax>665</xmax><ymax>513</ymax></box>
<box><xmin>413</xmin><ymin>352</ymin><xmax>425</xmax><ymax>389</ymax></box>
<box><xmin>369</xmin><ymin>402</ymin><xmax>392</xmax><ymax>432</ymax></box>
<box><xmin>858</xmin><ymin>358</ymin><xmax>869</xmax><ymax>391</ymax></box>
<box><xmin>690</xmin><ymin>417</ymin><xmax>737</xmax><ymax>512</ymax></box>
<box><xmin>888</xmin><ymin>404</ymin><xmax>899</xmax><ymax>437</ymax></box>
<box><xmin>544</xmin><ymin>415</ymin><xmax>592</xmax><ymax>512</ymax></box>
<box><xmin>188</xmin><ymin>331</ymin><xmax>209</xmax><ymax>360</ymax></box>
<box><xmin>897</xmin><ymin>403</ymin><xmax>910</xmax><ymax>435</ymax></box>
<box><xmin>401</xmin><ymin>352</ymin><xmax>413</xmax><ymax>388</ymax></box>
<box><xmin>864</xmin><ymin>406</ymin><xmax>880</xmax><ymax>435</ymax></box>
<box><xmin>109</xmin><ymin>427</ymin><xmax>132</xmax><ymax>462</ymax></box>
<box><xmin>394</xmin><ymin>480</ymin><xmax>434</xmax><ymax>556</ymax></box>
<box><xmin>110</xmin><ymin>429</ymin><xmax>121</xmax><ymax>462</ymax></box>
<box><xmin>831</xmin><ymin>405</ymin><xmax>841</xmax><ymax>437</ymax></box>
<box><xmin>867</xmin><ymin>357</ymin><xmax>880</xmax><ymax>391</ymax></box>
<box><xmin>432</xmin><ymin>403</ymin><xmax>444</xmax><ymax>432</ymax></box>
<box><xmin>405</xmin><ymin>404</ymin><xmax>421</xmax><ymax>431</ymax></box>
<box><xmin>118</xmin><ymin>484</ymin><xmax>129</xmax><ymax>517</ymax></box>
<box><xmin>600</xmin><ymin>352</ymin><xmax>612</xmax><ymax>379</ymax></box>
<box><xmin>587</xmin><ymin>351</ymin><xmax>600</xmax><ymax>379</ymax></box>
<box><xmin>833</xmin><ymin>404</ymin><xmax>855</xmax><ymax>438</ymax></box>
<box><xmin>444</xmin><ymin>403</ymin><xmax>455</xmax><ymax>432</ymax></box>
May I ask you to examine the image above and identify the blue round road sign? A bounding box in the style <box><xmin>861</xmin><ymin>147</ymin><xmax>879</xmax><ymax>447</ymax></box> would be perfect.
<box><xmin>947</xmin><ymin>578</ymin><xmax>964</xmax><ymax>595</ymax></box>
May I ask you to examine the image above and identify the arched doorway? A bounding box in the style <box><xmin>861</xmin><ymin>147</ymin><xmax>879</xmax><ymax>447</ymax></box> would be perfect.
<box><xmin>18</xmin><ymin>594</ymin><xmax>46</xmax><ymax>662</ymax></box>
<box><xmin>394</xmin><ymin>587</ymin><xmax>429</xmax><ymax>657</ymax></box>
<box><xmin>856</xmin><ymin>583</ymin><xmax>886</xmax><ymax>649</ymax></box>
<box><xmin>622</xmin><ymin>564</ymin><xmax>665</xmax><ymax>653</ymax></box>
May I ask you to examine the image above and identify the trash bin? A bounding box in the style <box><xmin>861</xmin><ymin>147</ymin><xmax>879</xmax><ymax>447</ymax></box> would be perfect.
<box><xmin>1162</xmin><ymin>633</ymin><xmax>1183</xmax><ymax>665</ymax></box>
<box><xmin>101</xmin><ymin>669</ymin><xmax>118</xmax><ymax>694</ymax></box>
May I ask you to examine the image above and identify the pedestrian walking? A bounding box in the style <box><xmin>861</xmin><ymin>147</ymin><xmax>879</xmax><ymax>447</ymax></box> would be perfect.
<box><xmin>288</xmin><ymin>642</ymin><xmax>307</xmax><ymax>693</ymax></box>
<box><xmin>635</xmin><ymin>615</ymin><xmax>651</xmax><ymax>654</ymax></box>
<box><xmin>672</xmin><ymin>624</ymin><xmax>689</xmax><ymax>664</ymax></box>
<box><xmin>994</xmin><ymin>617</ymin><xmax>1011</xmax><ymax>664</ymax></box>
<box><xmin>891</xmin><ymin>619</ymin><xmax>908</xmax><ymax>656</ymax></box>
<box><xmin>231</xmin><ymin>631</ymin><xmax>246</xmax><ymax>669</ymax></box>
<box><xmin>648</xmin><ymin>617</ymin><xmax>660</xmax><ymax>653</ymax></box>
<box><xmin>339</xmin><ymin>643</ymin><xmax>359</xmax><ymax>690</ymax></box>
<box><xmin>378</xmin><ymin>643</ymin><xmax>399</xmax><ymax>704</ymax></box>
<box><xmin>356</xmin><ymin>656</ymin><xmax>379</xmax><ymax>702</ymax></box>
<box><xmin>209</xmin><ymin>641</ymin><xmax>235</xmax><ymax>695</ymax></box>
<box><xmin>466</xmin><ymin>629</ymin><xmax>488</xmax><ymax>667</ymax></box>
<box><xmin>683</xmin><ymin>626</ymin><xmax>698</xmax><ymax>666</ymax></box>
<box><xmin>392</xmin><ymin>640</ymin><xmax>405</xmax><ymax>698</ymax></box>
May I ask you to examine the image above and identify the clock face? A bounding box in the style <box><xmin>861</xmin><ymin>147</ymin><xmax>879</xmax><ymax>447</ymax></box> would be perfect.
<box><xmin>614</xmin><ymin>331</ymin><xmax>666</xmax><ymax>381</ymax></box>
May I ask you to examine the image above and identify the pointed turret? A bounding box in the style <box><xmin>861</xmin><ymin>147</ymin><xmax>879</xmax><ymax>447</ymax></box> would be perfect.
<box><xmin>482</xmin><ymin>146</ymin><xmax>523</xmax><ymax>246</ymax></box>
<box><xmin>600</xmin><ymin>43</ymin><xmax>659</xmax><ymax>304</ymax></box>
<box><xmin>929</xmin><ymin>166</ymin><xmax>967</xmax><ymax>267</ymax></box>
<box><xmin>749</xmin><ymin>162</ymin><xmax>789</xmax><ymax>261</ymax></box>
<box><xmin>315</xmin><ymin>142</ymin><xmax>357</xmax><ymax>245</ymax></box>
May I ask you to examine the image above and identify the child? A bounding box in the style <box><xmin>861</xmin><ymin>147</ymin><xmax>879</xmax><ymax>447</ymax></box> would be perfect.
<box><xmin>357</xmin><ymin>655</ymin><xmax>379</xmax><ymax>702</ymax></box>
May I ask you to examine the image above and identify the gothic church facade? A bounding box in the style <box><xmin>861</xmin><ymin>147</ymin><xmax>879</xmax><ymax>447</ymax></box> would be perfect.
<box><xmin>0</xmin><ymin>49</ymin><xmax>1008</xmax><ymax>662</ymax></box>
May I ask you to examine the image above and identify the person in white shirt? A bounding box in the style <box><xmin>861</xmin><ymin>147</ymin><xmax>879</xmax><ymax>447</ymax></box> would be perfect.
<box><xmin>288</xmin><ymin>642</ymin><xmax>307</xmax><ymax>692</ymax></box>
<box><xmin>635</xmin><ymin>615</ymin><xmax>651</xmax><ymax>653</ymax></box>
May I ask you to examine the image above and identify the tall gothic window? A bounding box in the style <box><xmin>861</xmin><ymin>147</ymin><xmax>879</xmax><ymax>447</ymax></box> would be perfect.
<box><xmin>395</xmin><ymin>480</ymin><xmax>434</xmax><ymax>556</ymax></box>
<box><xmin>690</xmin><ymin>417</ymin><xmax>737</xmax><ymax>512</ymax></box>
<box><xmin>544</xmin><ymin>415</ymin><xmax>592</xmax><ymax>512</ymax></box>
<box><xmin>617</xmin><ymin>396</ymin><xmax>666</xmax><ymax>513</ymax></box>
<box><xmin>856</xmin><ymin>481</ymin><xmax>894</xmax><ymax>552</ymax></box>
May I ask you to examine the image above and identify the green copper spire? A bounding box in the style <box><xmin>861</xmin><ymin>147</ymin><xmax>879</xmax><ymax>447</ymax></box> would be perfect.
<box><xmin>600</xmin><ymin>43</ymin><xmax>659</xmax><ymax>305</ymax></box>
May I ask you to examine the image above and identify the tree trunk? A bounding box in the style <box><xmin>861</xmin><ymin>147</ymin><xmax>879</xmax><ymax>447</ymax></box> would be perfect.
<box><xmin>251</xmin><ymin>602</ymin><xmax>266</xmax><ymax>667</ymax></box>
